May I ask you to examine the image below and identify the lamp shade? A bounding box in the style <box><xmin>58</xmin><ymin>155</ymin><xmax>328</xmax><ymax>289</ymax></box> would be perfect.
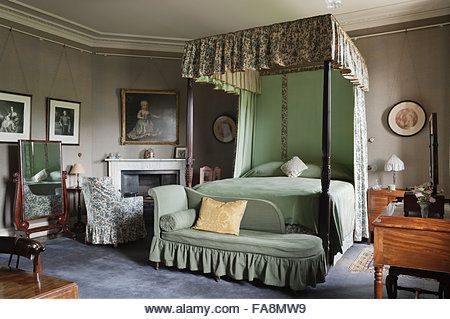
<box><xmin>70</xmin><ymin>163</ymin><xmax>85</xmax><ymax>175</ymax></box>
<box><xmin>384</xmin><ymin>155</ymin><xmax>405</xmax><ymax>172</ymax></box>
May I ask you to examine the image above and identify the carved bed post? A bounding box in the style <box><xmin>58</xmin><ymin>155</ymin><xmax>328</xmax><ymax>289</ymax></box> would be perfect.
<box><xmin>186</xmin><ymin>78</ymin><xmax>194</xmax><ymax>188</ymax></box>
<box><xmin>319</xmin><ymin>60</ymin><xmax>332</xmax><ymax>265</ymax></box>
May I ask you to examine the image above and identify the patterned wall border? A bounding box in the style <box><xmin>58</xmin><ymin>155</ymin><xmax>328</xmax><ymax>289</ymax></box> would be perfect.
<box><xmin>281</xmin><ymin>74</ymin><xmax>288</xmax><ymax>161</ymax></box>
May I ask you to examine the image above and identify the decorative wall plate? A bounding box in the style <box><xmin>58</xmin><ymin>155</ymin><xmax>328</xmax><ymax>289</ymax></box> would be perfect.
<box><xmin>213</xmin><ymin>115</ymin><xmax>236</xmax><ymax>143</ymax></box>
<box><xmin>387</xmin><ymin>101</ymin><xmax>426</xmax><ymax>137</ymax></box>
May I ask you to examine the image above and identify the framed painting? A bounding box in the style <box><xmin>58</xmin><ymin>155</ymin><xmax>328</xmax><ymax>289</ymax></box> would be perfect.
<box><xmin>174</xmin><ymin>147</ymin><xmax>186</xmax><ymax>159</ymax></box>
<box><xmin>0</xmin><ymin>91</ymin><xmax>31</xmax><ymax>143</ymax></box>
<box><xmin>121</xmin><ymin>89</ymin><xmax>179</xmax><ymax>145</ymax></box>
<box><xmin>387</xmin><ymin>100</ymin><xmax>426</xmax><ymax>137</ymax></box>
<box><xmin>47</xmin><ymin>98</ymin><xmax>81</xmax><ymax>145</ymax></box>
<box><xmin>213</xmin><ymin>115</ymin><xmax>236</xmax><ymax>143</ymax></box>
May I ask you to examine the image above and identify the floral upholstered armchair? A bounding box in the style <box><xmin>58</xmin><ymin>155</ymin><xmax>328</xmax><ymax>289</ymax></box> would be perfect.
<box><xmin>82</xmin><ymin>177</ymin><xmax>147</xmax><ymax>246</ymax></box>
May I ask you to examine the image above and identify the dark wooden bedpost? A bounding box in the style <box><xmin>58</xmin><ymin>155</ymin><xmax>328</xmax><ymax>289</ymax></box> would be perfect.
<box><xmin>319</xmin><ymin>60</ymin><xmax>332</xmax><ymax>265</ymax></box>
<box><xmin>429</xmin><ymin>113</ymin><xmax>438</xmax><ymax>195</ymax></box>
<box><xmin>186</xmin><ymin>78</ymin><xmax>194</xmax><ymax>188</ymax></box>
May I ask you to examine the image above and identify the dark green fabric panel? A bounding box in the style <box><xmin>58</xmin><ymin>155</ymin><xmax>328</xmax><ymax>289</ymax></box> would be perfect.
<box><xmin>252</xmin><ymin>75</ymin><xmax>282</xmax><ymax>166</ymax></box>
<box><xmin>287</xmin><ymin>71</ymin><xmax>323</xmax><ymax>163</ymax></box>
<box><xmin>253</xmin><ymin>70</ymin><xmax>354</xmax><ymax>173</ymax></box>
<box><xmin>287</xmin><ymin>70</ymin><xmax>354</xmax><ymax>171</ymax></box>
<box><xmin>330</xmin><ymin>71</ymin><xmax>354</xmax><ymax>171</ymax></box>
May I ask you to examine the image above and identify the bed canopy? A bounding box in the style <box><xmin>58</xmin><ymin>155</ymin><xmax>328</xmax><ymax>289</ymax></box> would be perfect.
<box><xmin>181</xmin><ymin>14</ymin><xmax>369</xmax><ymax>260</ymax></box>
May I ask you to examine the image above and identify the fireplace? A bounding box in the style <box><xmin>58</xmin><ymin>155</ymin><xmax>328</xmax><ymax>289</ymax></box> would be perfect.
<box><xmin>121</xmin><ymin>170</ymin><xmax>179</xmax><ymax>197</ymax></box>
<box><xmin>121</xmin><ymin>170</ymin><xmax>179</xmax><ymax>225</ymax></box>
<box><xmin>105</xmin><ymin>158</ymin><xmax>186</xmax><ymax>190</ymax></box>
<box><xmin>106</xmin><ymin>158</ymin><xmax>186</xmax><ymax>226</ymax></box>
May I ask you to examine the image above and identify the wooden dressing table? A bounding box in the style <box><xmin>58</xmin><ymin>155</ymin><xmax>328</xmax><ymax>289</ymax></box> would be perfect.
<box><xmin>373</xmin><ymin>204</ymin><xmax>450</xmax><ymax>298</ymax></box>
<box><xmin>367</xmin><ymin>188</ymin><xmax>405</xmax><ymax>243</ymax></box>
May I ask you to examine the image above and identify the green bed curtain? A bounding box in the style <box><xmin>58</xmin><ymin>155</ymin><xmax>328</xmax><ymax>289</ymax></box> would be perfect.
<box><xmin>196</xmin><ymin>75</ymin><xmax>258</xmax><ymax>179</ymax></box>
<box><xmin>233</xmin><ymin>90</ymin><xmax>256</xmax><ymax>178</ymax></box>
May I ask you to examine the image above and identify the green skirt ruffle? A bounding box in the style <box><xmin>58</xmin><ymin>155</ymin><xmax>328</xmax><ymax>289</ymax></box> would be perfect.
<box><xmin>149</xmin><ymin>237</ymin><xmax>326</xmax><ymax>290</ymax></box>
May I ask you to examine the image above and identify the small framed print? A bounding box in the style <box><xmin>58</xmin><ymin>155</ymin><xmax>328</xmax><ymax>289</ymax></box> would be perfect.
<box><xmin>213</xmin><ymin>167</ymin><xmax>222</xmax><ymax>180</ymax></box>
<box><xmin>199</xmin><ymin>166</ymin><xmax>213</xmax><ymax>184</ymax></box>
<box><xmin>174</xmin><ymin>147</ymin><xmax>186</xmax><ymax>159</ymax></box>
<box><xmin>387</xmin><ymin>101</ymin><xmax>426</xmax><ymax>137</ymax></box>
<box><xmin>0</xmin><ymin>91</ymin><xmax>31</xmax><ymax>143</ymax></box>
<box><xmin>47</xmin><ymin>98</ymin><xmax>81</xmax><ymax>145</ymax></box>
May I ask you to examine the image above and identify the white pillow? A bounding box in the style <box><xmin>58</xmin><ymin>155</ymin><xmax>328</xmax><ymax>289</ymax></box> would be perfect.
<box><xmin>31</xmin><ymin>169</ymin><xmax>48</xmax><ymax>182</ymax></box>
<box><xmin>280</xmin><ymin>156</ymin><xmax>308</xmax><ymax>177</ymax></box>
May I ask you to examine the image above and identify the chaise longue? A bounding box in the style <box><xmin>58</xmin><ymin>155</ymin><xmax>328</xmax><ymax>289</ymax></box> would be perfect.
<box><xmin>149</xmin><ymin>185</ymin><xmax>326</xmax><ymax>290</ymax></box>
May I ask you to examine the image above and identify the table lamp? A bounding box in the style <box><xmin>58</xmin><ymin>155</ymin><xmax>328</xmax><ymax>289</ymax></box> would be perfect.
<box><xmin>384</xmin><ymin>155</ymin><xmax>404</xmax><ymax>191</ymax></box>
<box><xmin>70</xmin><ymin>163</ymin><xmax>85</xmax><ymax>188</ymax></box>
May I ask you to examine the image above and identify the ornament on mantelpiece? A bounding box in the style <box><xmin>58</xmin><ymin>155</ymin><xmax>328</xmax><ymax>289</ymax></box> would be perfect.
<box><xmin>144</xmin><ymin>148</ymin><xmax>155</xmax><ymax>159</ymax></box>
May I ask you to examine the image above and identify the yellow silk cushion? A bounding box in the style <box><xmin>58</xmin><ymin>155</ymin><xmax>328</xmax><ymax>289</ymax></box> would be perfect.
<box><xmin>192</xmin><ymin>197</ymin><xmax>247</xmax><ymax>236</ymax></box>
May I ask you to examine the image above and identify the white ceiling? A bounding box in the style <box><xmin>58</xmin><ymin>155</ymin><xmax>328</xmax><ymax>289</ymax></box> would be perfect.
<box><xmin>0</xmin><ymin>0</ymin><xmax>448</xmax><ymax>52</ymax></box>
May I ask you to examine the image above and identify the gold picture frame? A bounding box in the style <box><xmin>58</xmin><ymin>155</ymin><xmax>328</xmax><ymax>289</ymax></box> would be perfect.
<box><xmin>121</xmin><ymin>89</ymin><xmax>179</xmax><ymax>145</ymax></box>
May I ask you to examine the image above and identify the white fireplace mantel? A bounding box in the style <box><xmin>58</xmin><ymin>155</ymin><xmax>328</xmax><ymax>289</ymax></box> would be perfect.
<box><xmin>105</xmin><ymin>158</ymin><xmax>186</xmax><ymax>191</ymax></box>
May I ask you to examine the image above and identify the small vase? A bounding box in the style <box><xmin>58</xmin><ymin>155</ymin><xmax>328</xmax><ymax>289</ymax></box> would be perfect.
<box><xmin>419</xmin><ymin>203</ymin><xmax>429</xmax><ymax>218</ymax></box>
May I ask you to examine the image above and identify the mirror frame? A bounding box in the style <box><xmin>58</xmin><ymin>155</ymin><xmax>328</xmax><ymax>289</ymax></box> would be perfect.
<box><xmin>13</xmin><ymin>139</ymin><xmax>69</xmax><ymax>237</ymax></box>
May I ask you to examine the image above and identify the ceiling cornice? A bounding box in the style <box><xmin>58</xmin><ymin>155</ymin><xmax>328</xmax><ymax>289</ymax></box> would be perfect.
<box><xmin>0</xmin><ymin>1</ymin><xmax>449</xmax><ymax>53</ymax></box>
<box><xmin>0</xmin><ymin>2</ymin><xmax>187</xmax><ymax>52</ymax></box>
<box><xmin>335</xmin><ymin>1</ymin><xmax>450</xmax><ymax>31</ymax></box>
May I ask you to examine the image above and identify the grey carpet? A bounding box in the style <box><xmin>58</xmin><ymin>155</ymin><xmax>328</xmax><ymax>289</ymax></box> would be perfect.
<box><xmin>1</xmin><ymin>234</ymin><xmax>440</xmax><ymax>299</ymax></box>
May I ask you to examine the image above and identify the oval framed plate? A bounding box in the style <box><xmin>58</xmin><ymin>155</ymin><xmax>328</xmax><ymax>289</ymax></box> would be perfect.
<box><xmin>213</xmin><ymin>115</ymin><xmax>236</xmax><ymax>143</ymax></box>
<box><xmin>387</xmin><ymin>101</ymin><xmax>426</xmax><ymax>137</ymax></box>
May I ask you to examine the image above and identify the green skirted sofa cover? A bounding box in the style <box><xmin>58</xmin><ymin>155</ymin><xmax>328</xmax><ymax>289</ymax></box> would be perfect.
<box><xmin>149</xmin><ymin>185</ymin><xmax>326</xmax><ymax>290</ymax></box>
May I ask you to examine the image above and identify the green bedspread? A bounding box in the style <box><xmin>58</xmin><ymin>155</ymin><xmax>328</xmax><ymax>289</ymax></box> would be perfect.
<box><xmin>194</xmin><ymin>177</ymin><xmax>355</xmax><ymax>255</ymax></box>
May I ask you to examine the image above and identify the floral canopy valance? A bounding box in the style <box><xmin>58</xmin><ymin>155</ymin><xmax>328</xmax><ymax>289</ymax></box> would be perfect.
<box><xmin>182</xmin><ymin>14</ymin><xmax>369</xmax><ymax>92</ymax></box>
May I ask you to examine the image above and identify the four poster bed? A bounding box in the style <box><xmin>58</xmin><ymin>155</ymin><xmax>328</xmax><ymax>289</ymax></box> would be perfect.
<box><xmin>182</xmin><ymin>14</ymin><xmax>369</xmax><ymax>264</ymax></box>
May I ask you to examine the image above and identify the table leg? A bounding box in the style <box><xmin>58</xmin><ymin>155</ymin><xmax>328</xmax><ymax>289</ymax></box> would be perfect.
<box><xmin>72</xmin><ymin>190</ymin><xmax>85</xmax><ymax>234</ymax></box>
<box><xmin>374</xmin><ymin>265</ymin><xmax>383</xmax><ymax>299</ymax></box>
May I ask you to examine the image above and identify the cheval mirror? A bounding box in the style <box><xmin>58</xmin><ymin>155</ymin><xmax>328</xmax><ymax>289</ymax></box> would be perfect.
<box><xmin>14</xmin><ymin>140</ymin><xmax>69</xmax><ymax>237</ymax></box>
<box><xmin>404</xmin><ymin>112</ymin><xmax>445</xmax><ymax>218</ymax></box>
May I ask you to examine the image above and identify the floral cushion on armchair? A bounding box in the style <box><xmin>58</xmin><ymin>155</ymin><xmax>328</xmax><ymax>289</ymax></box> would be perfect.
<box><xmin>24</xmin><ymin>184</ymin><xmax>62</xmax><ymax>218</ymax></box>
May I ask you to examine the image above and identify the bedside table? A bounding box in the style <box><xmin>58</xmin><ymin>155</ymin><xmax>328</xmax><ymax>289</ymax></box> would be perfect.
<box><xmin>367</xmin><ymin>188</ymin><xmax>406</xmax><ymax>243</ymax></box>
<box><xmin>67</xmin><ymin>187</ymin><xmax>85</xmax><ymax>234</ymax></box>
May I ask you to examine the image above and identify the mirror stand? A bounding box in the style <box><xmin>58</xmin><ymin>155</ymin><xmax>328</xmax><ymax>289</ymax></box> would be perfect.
<box><xmin>13</xmin><ymin>140</ymin><xmax>72</xmax><ymax>238</ymax></box>
<box><xmin>14</xmin><ymin>171</ymin><xmax>70</xmax><ymax>237</ymax></box>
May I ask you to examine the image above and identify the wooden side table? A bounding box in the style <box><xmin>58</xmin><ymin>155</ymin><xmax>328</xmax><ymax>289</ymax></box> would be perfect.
<box><xmin>67</xmin><ymin>187</ymin><xmax>85</xmax><ymax>234</ymax></box>
<box><xmin>367</xmin><ymin>188</ymin><xmax>405</xmax><ymax>243</ymax></box>
<box><xmin>373</xmin><ymin>204</ymin><xmax>450</xmax><ymax>298</ymax></box>
<box><xmin>0</xmin><ymin>268</ymin><xmax>78</xmax><ymax>299</ymax></box>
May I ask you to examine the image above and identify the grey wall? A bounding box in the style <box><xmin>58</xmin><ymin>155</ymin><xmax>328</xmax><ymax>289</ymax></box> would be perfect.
<box><xmin>0</xmin><ymin>29</ymin><xmax>236</xmax><ymax>234</ymax></box>
<box><xmin>0</xmin><ymin>28</ymin><xmax>93</xmax><ymax>233</ymax></box>
<box><xmin>90</xmin><ymin>55</ymin><xmax>187</xmax><ymax>176</ymax></box>
<box><xmin>192</xmin><ymin>82</ymin><xmax>238</xmax><ymax>184</ymax></box>
<box><xmin>89</xmin><ymin>58</ymin><xmax>238</xmax><ymax>183</ymax></box>
<box><xmin>355</xmin><ymin>26</ymin><xmax>449</xmax><ymax>195</ymax></box>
